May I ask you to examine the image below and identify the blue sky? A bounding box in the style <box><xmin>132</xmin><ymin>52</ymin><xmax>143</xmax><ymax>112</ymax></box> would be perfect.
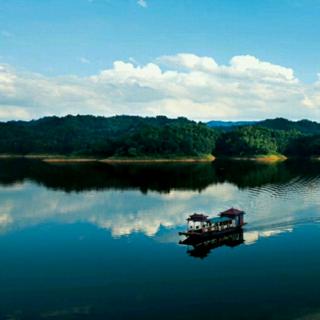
<box><xmin>1</xmin><ymin>0</ymin><xmax>320</xmax><ymax>81</ymax></box>
<box><xmin>1</xmin><ymin>0</ymin><xmax>320</xmax><ymax>120</ymax></box>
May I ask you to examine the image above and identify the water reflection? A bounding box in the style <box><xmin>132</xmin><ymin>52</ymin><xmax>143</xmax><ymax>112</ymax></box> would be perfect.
<box><xmin>0</xmin><ymin>159</ymin><xmax>217</xmax><ymax>193</ymax></box>
<box><xmin>180</xmin><ymin>230</ymin><xmax>245</xmax><ymax>259</ymax></box>
<box><xmin>1</xmin><ymin>158</ymin><xmax>320</xmax><ymax>192</ymax></box>
<box><xmin>0</xmin><ymin>159</ymin><xmax>320</xmax><ymax>239</ymax></box>
<box><xmin>1</xmin><ymin>160</ymin><xmax>320</xmax><ymax>319</ymax></box>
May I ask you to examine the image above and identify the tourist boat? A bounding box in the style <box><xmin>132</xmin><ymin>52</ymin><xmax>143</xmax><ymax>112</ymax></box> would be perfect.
<box><xmin>179</xmin><ymin>208</ymin><xmax>246</xmax><ymax>240</ymax></box>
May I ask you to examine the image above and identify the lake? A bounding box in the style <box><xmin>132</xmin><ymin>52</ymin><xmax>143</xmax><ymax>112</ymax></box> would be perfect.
<box><xmin>1</xmin><ymin>159</ymin><xmax>320</xmax><ymax>319</ymax></box>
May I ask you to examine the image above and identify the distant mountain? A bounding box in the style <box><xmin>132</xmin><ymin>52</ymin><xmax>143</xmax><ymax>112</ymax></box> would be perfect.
<box><xmin>257</xmin><ymin>118</ymin><xmax>320</xmax><ymax>134</ymax></box>
<box><xmin>207</xmin><ymin>120</ymin><xmax>257</xmax><ymax>128</ymax></box>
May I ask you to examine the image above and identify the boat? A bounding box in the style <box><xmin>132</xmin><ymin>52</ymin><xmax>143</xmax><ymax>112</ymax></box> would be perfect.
<box><xmin>178</xmin><ymin>208</ymin><xmax>246</xmax><ymax>241</ymax></box>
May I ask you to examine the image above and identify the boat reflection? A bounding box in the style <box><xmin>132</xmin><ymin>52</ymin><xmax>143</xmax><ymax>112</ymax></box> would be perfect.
<box><xmin>180</xmin><ymin>230</ymin><xmax>244</xmax><ymax>259</ymax></box>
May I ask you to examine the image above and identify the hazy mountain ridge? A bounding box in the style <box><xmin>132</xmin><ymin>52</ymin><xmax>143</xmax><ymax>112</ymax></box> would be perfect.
<box><xmin>207</xmin><ymin>121</ymin><xmax>257</xmax><ymax>128</ymax></box>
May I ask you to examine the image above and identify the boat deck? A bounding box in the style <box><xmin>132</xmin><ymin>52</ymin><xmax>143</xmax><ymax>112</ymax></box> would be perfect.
<box><xmin>179</xmin><ymin>225</ymin><xmax>245</xmax><ymax>238</ymax></box>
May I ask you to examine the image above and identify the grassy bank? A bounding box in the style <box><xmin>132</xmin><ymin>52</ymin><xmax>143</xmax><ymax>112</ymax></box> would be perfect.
<box><xmin>254</xmin><ymin>154</ymin><xmax>287</xmax><ymax>163</ymax></box>
<box><xmin>225</xmin><ymin>154</ymin><xmax>287</xmax><ymax>163</ymax></box>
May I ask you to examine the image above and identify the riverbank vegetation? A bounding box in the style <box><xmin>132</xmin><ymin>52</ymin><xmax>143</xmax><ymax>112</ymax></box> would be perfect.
<box><xmin>0</xmin><ymin>115</ymin><xmax>320</xmax><ymax>159</ymax></box>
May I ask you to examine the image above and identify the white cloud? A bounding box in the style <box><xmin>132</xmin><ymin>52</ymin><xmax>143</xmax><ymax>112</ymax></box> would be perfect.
<box><xmin>159</xmin><ymin>53</ymin><xmax>218</xmax><ymax>72</ymax></box>
<box><xmin>229</xmin><ymin>55</ymin><xmax>296</xmax><ymax>83</ymax></box>
<box><xmin>0</xmin><ymin>53</ymin><xmax>320</xmax><ymax>121</ymax></box>
<box><xmin>137</xmin><ymin>0</ymin><xmax>147</xmax><ymax>8</ymax></box>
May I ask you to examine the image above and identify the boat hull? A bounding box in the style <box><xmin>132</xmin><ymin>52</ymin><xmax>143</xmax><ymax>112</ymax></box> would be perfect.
<box><xmin>179</xmin><ymin>225</ymin><xmax>243</xmax><ymax>242</ymax></box>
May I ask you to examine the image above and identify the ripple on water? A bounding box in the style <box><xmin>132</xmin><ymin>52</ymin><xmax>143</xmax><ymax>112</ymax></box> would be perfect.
<box><xmin>243</xmin><ymin>175</ymin><xmax>320</xmax><ymax>232</ymax></box>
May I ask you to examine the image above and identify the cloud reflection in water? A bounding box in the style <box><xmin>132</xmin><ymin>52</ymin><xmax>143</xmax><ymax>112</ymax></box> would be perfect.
<box><xmin>0</xmin><ymin>161</ymin><xmax>320</xmax><ymax>245</ymax></box>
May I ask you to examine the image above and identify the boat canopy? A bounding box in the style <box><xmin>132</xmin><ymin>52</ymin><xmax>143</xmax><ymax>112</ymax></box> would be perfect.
<box><xmin>209</xmin><ymin>217</ymin><xmax>232</xmax><ymax>224</ymax></box>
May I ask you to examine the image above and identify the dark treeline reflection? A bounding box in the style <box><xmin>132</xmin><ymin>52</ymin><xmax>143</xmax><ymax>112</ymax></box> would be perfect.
<box><xmin>0</xmin><ymin>159</ymin><xmax>320</xmax><ymax>192</ymax></box>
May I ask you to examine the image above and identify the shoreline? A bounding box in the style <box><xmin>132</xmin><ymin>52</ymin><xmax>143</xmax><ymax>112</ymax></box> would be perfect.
<box><xmin>45</xmin><ymin>156</ymin><xmax>216</xmax><ymax>163</ymax></box>
<box><xmin>42</xmin><ymin>158</ymin><xmax>216</xmax><ymax>164</ymax></box>
<box><xmin>0</xmin><ymin>154</ymin><xmax>313</xmax><ymax>163</ymax></box>
<box><xmin>0</xmin><ymin>154</ymin><xmax>216</xmax><ymax>163</ymax></box>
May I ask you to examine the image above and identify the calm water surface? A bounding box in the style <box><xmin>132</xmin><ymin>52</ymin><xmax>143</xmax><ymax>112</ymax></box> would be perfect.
<box><xmin>1</xmin><ymin>159</ymin><xmax>320</xmax><ymax>319</ymax></box>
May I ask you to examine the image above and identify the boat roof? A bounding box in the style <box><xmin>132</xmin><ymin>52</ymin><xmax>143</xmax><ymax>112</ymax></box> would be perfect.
<box><xmin>187</xmin><ymin>213</ymin><xmax>208</xmax><ymax>221</ymax></box>
<box><xmin>209</xmin><ymin>217</ymin><xmax>232</xmax><ymax>224</ymax></box>
<box><xmin>220</xmin><ymin>208</ymin><xmax>244</xmax><ymax>216</ymax></box>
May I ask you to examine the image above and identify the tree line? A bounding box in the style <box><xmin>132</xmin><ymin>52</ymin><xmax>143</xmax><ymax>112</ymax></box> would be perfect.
<box><xmin>0</xmin><ymin>115</ymin><xmax>319</xmax><ymax>158</ymax></box>
<box><xmin>0</xmin><ymin>115</ymin><xmax>218</xmax><ymax>157</ymax></box>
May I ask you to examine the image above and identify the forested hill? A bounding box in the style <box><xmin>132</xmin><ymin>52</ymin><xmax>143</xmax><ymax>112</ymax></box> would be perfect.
<box><xmin>257</xmin><ymin>118</ymin><xmax>320</xmax><ymax>134</ymax></box>
<box><xmin>0</xmin><ymin>115</ymin><xmax>219</xmax><ymax>157</ymax></box>
<box><xmin>1</xmin><ymin>115</ymin><xmax>320</xmax><ymax>158</ymax></box>
<box><xmin>211</xmin><ymin>118</ymin><xmax>320</xmax><ymax>158</ymax></box>
<box><xmin>207</xmin><ymin>117</ymin><xmax>320</xmax><ymax>135</ymax></box>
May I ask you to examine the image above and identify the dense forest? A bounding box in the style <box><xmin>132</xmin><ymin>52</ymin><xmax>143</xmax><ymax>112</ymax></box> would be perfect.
<box><xmin>0</xmin><ymin>115</ymin><xmax>320</xmax><ymax>158</ymax></box>
<box><xmin>0</xmin><ymin>115</ymin><xmax>218</xmax><ymax>158</ymax></box>
<box><xmin>214</xmin><ymin>118</ymin><xmax>320</xmax><ymax>157</ymax></box>
<box><xmin>257</xmin><ymin>118</ymin><xmax>320</xmax><ymax>134</ymax></box>
<box><xmin>214</xmin><ymin>126</ymin><xmax>302</xmax><ymax>157</ymax></box>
